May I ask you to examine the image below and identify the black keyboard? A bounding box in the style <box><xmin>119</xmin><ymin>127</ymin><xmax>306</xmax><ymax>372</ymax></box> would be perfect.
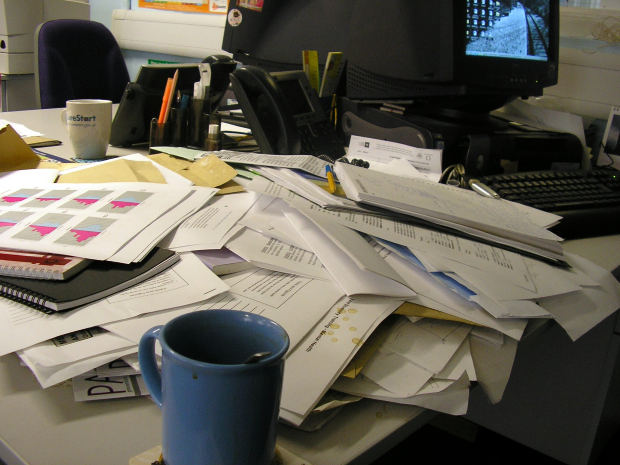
<box><xmin>476</xmin><ymin>168</ymin><xmax>620</xmax><ymax>239</ymax></box>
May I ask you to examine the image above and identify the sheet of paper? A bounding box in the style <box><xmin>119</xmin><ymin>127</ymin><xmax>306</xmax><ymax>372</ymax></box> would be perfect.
<box><xmin>375</xmin><ymin>242</ymin><xmax>529</xmax><ymax>340</ymax></box>
<box><xmin>0</xmin><ymin>252</ymin><xmax>229</xmax><ymax>356</ymax></box>
<box><xmin>254</xmin><ymin>166</ymin><xmax>354</xmax><ymax>209</ymax></box>
<box><xmin>106</xmin><ymin>268</ymin><xmax>345</xmax><ymax>353</ymax></box>
<box><xmin>347</xmin><ymin>135</ymin><xmax>443</xmax><ymax>181</ymax></box>
<box><xmin>333</xmin><ymin>161</ymin><xmax>564</xmax><ymax>260</ymax></box>
<box><xmin>72</xmin><ymin>370</ymin><xmax>148</xmax><ymax>401</ymax></box>
<box><xmin>0</xmin><ymin>119</ymin><xmax>42</xmax><ymax>137</ymax></box>
<box><xmin>57</xmin><ymin>153</ymin><xmax>193</xmax><ymax>186</ymax></box>
<box><xmin>439</xmin><ymin>258</ymin><xmax>579</xmax><ymax>301</ymax></box>
<box><xmin>280</xmin><ymin>296</ymin><xmax>399</xmax><ymax>423</ymax></box>
<box><xmin>381</xmin><ymin>317</ymin><xmax>472</xmax><ymax>375</ymax></box>
<box><xmin>436</xmin><ymin>338</ymin><xmax>477</xmax><ymax>381</ymax></box>
<box><xmin>294</xmin><ymin>205</ymin><xmax>408</xmax><ymax>285</ymax></box>
<box><xmin>470</xmin><ymin>293</ymin><xmax>552</xmax><ymax>319</ymax></box>
<box><xmin>284</xmin><ymin>207</ymin><xmax>416</xmax><ymax>298</ymax></box>
<box><xmin>18</xmin><ymin>327</ymin><xmax>133</xmax><ymax>367</ymax></box>
<box><xmin>332</xmin><ymin>372</ymin><xmax>470</xmax><ymax>415</ymax></box>
<box><xmin>0</xmin><ymin>124</ymin><xmax>41</xmax><ymax>171</ymax></box>
<box><xmin>160</xmin><ymin>191</ymin><xmax>257</xmax><ymax>251</ymax></box>
<box><xmin>598</xmin><ymin>105</ymin><xmax>620</xmax><ymax>169</ymax></box>
<box><xmin>0</xmin><ymin>182</ymin><xmax>213</xmax><ymax>262</ymax></box>
<box><xmin>0</xmin><ymin>169</ymin><xmax>59</xmax><ymax>187</ymax></box>
<box><xmin>58</xmin><ymin>159</ymin><xmax>167</xmax><ymax>184</ymax></box>
<box><xmin>93</xmin><ymin>358</ymin><xmax>139</xmax><ymax>377</ymax></box>
<box><xmin>108</xmin><ymin>187</ymin><xmax>216</xmax><ymax>263</ymax></box>
<box><xmin>537</xmin><ymin>253</ymin><xmax>620</xmax><ymax>340</ymax></box>
<box><xmin>150</xmin><ymin>146</ymin><xmax>206</xmax><ymax>161</ymax></box>
<box><xmin>226</xmin><ymin>227</ymin><xmax>330</xmax><ymax>280</ymax></box>
<box><xmin>493</xmin><ymin>99</ymin><xmax>587</xmax><ymax>153</ymax></box>
<box><xmin>19</xmin><ymin>344</ymin><xmax>137</xmax><ymax>389</ymax></box>
<box><xmin>184</xmin><ymin>154</ymin><xmax>238</xmax><ymax>187</ymax></box>
<box><xmin>360</xmin><ymin>350</ymin><xmax>433</xmax><ymax>398</ymax></box>
<box><xmin>294</xmin><ymin>201</ymin><xmax>559</xmax><ymax>290</ymax></box>
<box><xmin>238</xmin><ymin>194</ymin><xmax>311</xmax><ymax>250</ymax></box>
<box><xmin>469</xmin><ymin>331</ymin><xmax>519</xmax><ymax>403</ymax></box>
<box><xmin>216</xmin><ymin>151</ymin><xmax>330</xmax><ymax>178</ymax></box>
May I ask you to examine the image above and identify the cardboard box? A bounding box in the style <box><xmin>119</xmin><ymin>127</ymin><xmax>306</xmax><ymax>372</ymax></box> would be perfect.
<box><xmin>0</xmin><ymin>51</ymin><xmax>34</xmax><ymax>74</ymax></box>
<box><xmin>0</xmin><ymin>0</ymin><xmax>43</xmax><ymax>35</ymax></box>
<box><xmin>0</xmin><ymin>33</ymin><xmax>34</xmax><ymax>53</ymax></box>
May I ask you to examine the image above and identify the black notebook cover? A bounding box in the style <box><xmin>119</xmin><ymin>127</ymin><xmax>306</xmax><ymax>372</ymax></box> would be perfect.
<box><xmin>0</xmin><ymin>248</ymin><xmax>179</xmax><ymax>313</ymax></box>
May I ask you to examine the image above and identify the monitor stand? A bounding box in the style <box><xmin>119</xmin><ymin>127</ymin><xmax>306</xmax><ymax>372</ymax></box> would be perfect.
<box><xmin>340</xmin><ymin>98</ymin><xmax>583</xmax><ymax>176</ymax></box>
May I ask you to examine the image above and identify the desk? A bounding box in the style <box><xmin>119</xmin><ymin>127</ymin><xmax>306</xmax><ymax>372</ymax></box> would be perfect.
<box><xmin>3</xmin><ymin>106</ymin><xmax>143</xmax><ymax>160</ymax></box>
<box><xmin>0</xmin><ymin>107</ymin><xmax>435</xmax><ymax>465</ymax></box>
<box><xmin>0</xmin><ymin>108</ymin><xmax>619</xmax><ymax>465</ymax></box>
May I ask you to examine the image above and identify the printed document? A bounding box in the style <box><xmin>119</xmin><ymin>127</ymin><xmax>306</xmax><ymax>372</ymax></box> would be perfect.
<box><xmin>0</xmin><ymin>252</ymin><xmax>229</xmax><ymax>356</ymax></box>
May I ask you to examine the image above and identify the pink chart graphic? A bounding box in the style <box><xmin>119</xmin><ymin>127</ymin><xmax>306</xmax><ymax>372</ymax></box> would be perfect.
<box><xmin>36</xmin><ymin>197</ymin><xmax>61</xmax><ymax>203</ymax></box>
<box><xmin>110</xmin><ymin>200</ymin><xmax>140</xmax><ymax>209</ymax></box>
<box><xmin>30</xmin><ymin>224</ymin><xmax>57</xmax><ymax>237</ymax></box>
<box><xmin>70</xmin><ymin>224</ymin><xmax>103</xmax><ymax>243</ymax></box>
<box><xmin>0</xmin><ymin>221</ymin><xmax>17</xmax><ymax>228</ymax></box>
<box><xmin>74</xmin><ymin>198</ymin><xmax>100</xmax><ymax>206</ymax></box>
<box><xmin>2</xmin><ymin>195</ymin><xmax>28</xmax><ymax>203</ymax></box>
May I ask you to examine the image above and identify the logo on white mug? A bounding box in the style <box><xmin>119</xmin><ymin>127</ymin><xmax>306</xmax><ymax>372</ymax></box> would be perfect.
<box><xmin>67</xmin><ymin>114</ymin><xmax>97</xmax><ymax>122</ymax></box>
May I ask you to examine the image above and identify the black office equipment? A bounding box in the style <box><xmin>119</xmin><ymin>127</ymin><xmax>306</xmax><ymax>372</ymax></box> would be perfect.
<box><xmin>110</xmin><ymin>64</ymin><xmax>200</xmax><ymax>147</ymax></box>
<box><xmin>223</xmin><ymin>0</ymin><xmax>559</xmax><ymax>110</ymax></box>
<box><xmin>222</xmin><ymin>0</ymin><xmax>565</xmax><ymax>170</ymax></box>
<box><xmin>229</xmin><ymin>66</ymin><xmax>345</xmax><ymax>161</ymax></box>
<box><xmin>344</xmin><ymin>0</ymin><xmax>559</xmax><ymax>108</ymax></box>
<box><xmin>475</xmin><ymin>168</ymin><xmax>620</xmax><ymax>239</ymax></box>
<box><xmin>340</xmin><ymin>99</ymin><xmax>584</xmax><ymax>175</ymax></box>
<box><xmin>222</xmin><ymin>0</ymin><xmax>353</xmax><ymax>73</ymax></box>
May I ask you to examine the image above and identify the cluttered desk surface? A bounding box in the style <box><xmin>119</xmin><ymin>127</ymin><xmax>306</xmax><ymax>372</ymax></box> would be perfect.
<box><xmin>0</xmin><ymin>107</ymin><xmax>619</xmax><ymax>465</ymax></box>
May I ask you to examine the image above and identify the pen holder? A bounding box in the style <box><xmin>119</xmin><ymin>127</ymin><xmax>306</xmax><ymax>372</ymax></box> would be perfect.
<box><xmin>170</xmin><ymin>108</ymin><xmax>188</xmax><ymax>147</ymax></box>
<box><xmin>189</xmin><ymin>98</ymin><xmax>206</xmax><ymax>148</ymax></box>
<box><xmin>205</xmin><ymin>112</ymin><xmax>222</xmax><ymax>151</ymax></box>
<box><xmin>149</xmin><ymin>118</ymin><xmax>171</xmax><ymax>153</ymax></box>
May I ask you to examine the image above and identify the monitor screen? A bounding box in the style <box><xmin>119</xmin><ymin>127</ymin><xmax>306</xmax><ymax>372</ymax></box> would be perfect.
<box><xmin>465</xmin><ymin>1</ymin><xmax>549</xmax><ymax>62</ymax></box>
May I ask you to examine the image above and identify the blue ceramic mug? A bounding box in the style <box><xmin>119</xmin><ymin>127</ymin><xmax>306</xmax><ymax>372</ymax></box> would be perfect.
<box><xmin>139</xmin><ymin>309</ymin><xmax>289</xmax><ymax>465</ymax></box>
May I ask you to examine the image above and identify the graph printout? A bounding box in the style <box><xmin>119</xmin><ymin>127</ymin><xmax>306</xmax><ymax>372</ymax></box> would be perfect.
<box><xmin>0</xmin><ymin>182</ymin><xmax>199</xmax><ymax>262</ymax></box>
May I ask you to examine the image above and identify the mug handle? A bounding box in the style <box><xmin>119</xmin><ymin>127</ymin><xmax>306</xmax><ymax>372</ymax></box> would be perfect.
<box><xmin>60</xmin><ymin>109</ymin><xmax>67</xmax><ymax>126</ymax></box>
<box><xmin>138</xmin><ymin>325</ymin><xmax>164</xmax><ymax>408</ymax></box>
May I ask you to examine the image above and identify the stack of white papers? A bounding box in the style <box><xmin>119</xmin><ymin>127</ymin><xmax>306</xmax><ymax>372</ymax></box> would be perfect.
<box><xmin>333</xmin><ymin>161</ymin><xmax>564</xmax><ymax>263</ymax></box>
<box><xmin>2</xmin><ymin>152</ymin><xmax>619</xmax><ymax>433</ymax></box>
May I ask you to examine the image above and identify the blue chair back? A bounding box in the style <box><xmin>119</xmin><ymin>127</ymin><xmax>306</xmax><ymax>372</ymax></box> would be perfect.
<box><xmin>35</xmin><ymin>19</ymin><xmax>130</xmax><ymax>109</ymax></box>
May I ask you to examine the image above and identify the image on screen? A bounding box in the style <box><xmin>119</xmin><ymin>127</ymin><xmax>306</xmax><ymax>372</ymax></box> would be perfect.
<box><xmin>465</xmin><ymin>0</ymin><xmax>550</xmax><ymax>61</ymax></box>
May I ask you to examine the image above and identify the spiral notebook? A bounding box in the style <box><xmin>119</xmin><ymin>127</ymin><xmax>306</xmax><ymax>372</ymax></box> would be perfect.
<box><xmin>0</xmin><ymin>249</ymin><xmax>90</xmax><ymax>280</ymax></box>
<box><xmin>0</xmin><ymin>248</ymin><xmax>178</xmax><ymax>313</ymax></box>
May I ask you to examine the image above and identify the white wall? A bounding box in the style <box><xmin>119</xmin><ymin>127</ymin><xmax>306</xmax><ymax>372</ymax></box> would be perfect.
<box><xmin>90</xmin><ymin>0</ymin><xmax>213</xmax><ymax>80</ymax></box>
<box><xmin>538</xmin><ymin>6</ymin><xmax>620</xmax><ymax>122</ymax></box>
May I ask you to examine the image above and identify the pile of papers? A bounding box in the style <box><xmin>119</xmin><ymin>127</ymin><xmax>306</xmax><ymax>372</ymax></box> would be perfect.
<box><xmin>1</xmin><ymin>149</ymin><xmax>619</xmax><ymax>431</ymax></box>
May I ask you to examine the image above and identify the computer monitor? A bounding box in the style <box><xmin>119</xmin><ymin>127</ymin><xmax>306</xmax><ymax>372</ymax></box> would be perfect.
<box><xmin>221</xmin><ymin>0</ymin><xmax>352</xmax><ymax>73</ymax></box>
<box><xmin>222</xmin><ymin>0</ymin><xmax>560</xmax><ymax>113</ymax></box>
<box><xmin>346</xmin><ymin>0</ymin><xmax>559</xmax><ymax>112</ymax></box>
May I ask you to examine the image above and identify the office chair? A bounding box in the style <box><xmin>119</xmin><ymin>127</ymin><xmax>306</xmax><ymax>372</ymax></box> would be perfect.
<box><xmin>34</xmin><ymin>19</ymin><xmax>130</xmax><ymax>109</ymax></box>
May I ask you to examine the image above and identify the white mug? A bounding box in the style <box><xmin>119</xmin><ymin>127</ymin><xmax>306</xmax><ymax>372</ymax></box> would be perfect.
<box><xmin>61</xmin><ymin>99</ymin><xmax>112</xmax><ymax>159</ymax></box>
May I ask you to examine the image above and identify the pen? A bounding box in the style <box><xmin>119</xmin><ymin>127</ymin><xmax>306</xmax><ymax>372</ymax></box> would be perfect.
<box><xmin>468</xmin><ymin>178</ymin><xmax>500</xmax><ymax>199</ymax></box>
<box><xmin>325</xmin><ymin>165</ymin><xmax>336</xmax><ymax>194</ymax></box>
<box><xmin>163</xmin><ymin>69</ymin><xmax>179</xmax><ymax>124</ymax></box>
<box><xmin>157</xmin><ymin>78</ymin><xmax>173</xmax><ymax>124</ymax></box>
